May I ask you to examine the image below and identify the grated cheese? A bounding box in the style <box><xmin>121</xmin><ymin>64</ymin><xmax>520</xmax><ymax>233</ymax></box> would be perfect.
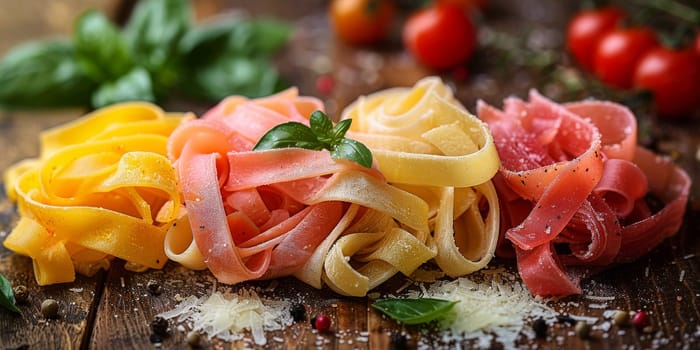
<box><xmin>403</xmin><ymin>269</ymin><xmax>557</xmax><ymax>349</ymax></box>
<box><xmin>158</xmin><ymin>288</ymin><xmax>293</xmax><ymax>346</ymax></box>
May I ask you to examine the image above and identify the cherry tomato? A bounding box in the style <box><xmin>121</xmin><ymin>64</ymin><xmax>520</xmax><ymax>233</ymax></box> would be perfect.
<box><xmin>437</xmin><ymin>0</ymin><xmax>488</xmax><ymax>11</ymax></box>
<box><xmin>593</xmin><ymin>27</ymin><xmax>659</xmax><ymax>89</ymax></box>
<box><xmin>330</xmin><ymin>0</ymin><xmax>396</xmax><ymax>45</ymax></box>
<box><xmin>566</xmin><ymin>6</ymin><xmax>625</xmax><ymax>71</ymax></box>
<box><xmin>402</xmin><ymin>3</ymin><xmax>477</xmax><ymax>70</ymax></box>
<box><xmin>633</xmin><ymin>47</ymin><xmax>700</xmax><ymax>118</ymax></box>
<box><xmin>694</xmin><ymin>31</ymin><xmax>700</xmax><ymax>56</ymax></box>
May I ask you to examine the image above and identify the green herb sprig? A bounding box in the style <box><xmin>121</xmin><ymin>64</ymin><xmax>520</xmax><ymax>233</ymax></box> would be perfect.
<box><xmin>0</xmin><ymin>0</ymin><xmax>291</xmax><ymax>110</ymax></box>
<box><xmin>253</xmin><ymin>110</ymin><xmax>373</xmax><ymax>168</ymax></box>
<box><xmin>371</xmin><ymin>298</ymin><xmax>457</xmax><ymax>325</ymax></box>
<box><xmin>0</xmin><ymin>274</ymin><xmax>21</xmax><ymax>314</ymax></box>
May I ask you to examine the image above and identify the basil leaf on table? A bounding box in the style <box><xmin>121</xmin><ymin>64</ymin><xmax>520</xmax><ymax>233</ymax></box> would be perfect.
<box><xmin>74</xmin><ymin>10</ymin><xmax>133</xmax><ymax>82</ymax></box>
<box><xmin>92</xmin><ymin>67</ymin><xmax>155</xmax><ymax>108</ymax></box>
<box><xmin>0</xmin><ymin>40</ymin><xmax>96</xmax><ymax>109</ymax></box>
<box><xmin>372</xmin><ymin>298</ymin><xmax>458</xmax><ymax>325</ymax></box>
<box><xmin>123</xmin><ymin>0</ymin><xmax>190</xmax><ymax>94</ymax></box>
<box><xmin>0</xmin><ymin>274</ymin><xmax>21</xmax><ymax>314</ymax></box>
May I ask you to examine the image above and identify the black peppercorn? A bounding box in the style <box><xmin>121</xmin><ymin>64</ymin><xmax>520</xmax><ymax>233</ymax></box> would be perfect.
<box><xmin>391</xmin><ymin>332</ymin><xmax>408</xmax><ymax>350</ymax></box>
<box><xmin>151</xmin><ymin>316</ymin><xmax>169</xmax><ymax>336</ymax></box>
<box><xmin>533</xmin><ymin>317</ymin><xmax>547</xmax><ymax>339</ymax></box>
<box><xmin>149</xmin><ymin>333</ymin><xmax>163</xmax><ymax>344</ymax></box>
<box><xmin>290</xmin><ymin>303</ymin><xmax>306</xmax><ymax>322</ymax></box>
<box><xmin>147</xmin><ymin>280</ymin><xmax>162</xmax><ymax>295</ymax></box>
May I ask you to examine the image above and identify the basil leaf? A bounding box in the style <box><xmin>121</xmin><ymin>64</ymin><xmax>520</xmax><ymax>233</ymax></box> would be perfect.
<box><xmin>0</xmin><ymin>40</ymin><xmax>96</xmax><ymax>109</ymax></box>
<box><xmin>181</xmin><ymin>18</ymin><xmax>290</xmax><ymax>62</ymax></box>
<box><xmin>310</xmin><ymin>110</ymin><xmax>334</xmax><ymax>141</ymax></box>
<box><xmin>74</xmin><ymin>10</ymin><xmax>133</xmax><ymax>82</ymax></box>
<box><xmin>330</xmin><ymin>119</ymin><xmax>352</xmax><ymax>144</ymax></box>
<box><xmin>91</xmin><ymin>67</ymin><xmax>155</xmax><ymax>108</ymax></box>
<box><xmin>123</xmin><ymin>0</ymin><xmax>190</xmax><ymax>75</ymax></box>
<box><xmin>180</xmin><ymin>56</ymin><xmax>282</xmax><ymax>101</ymax></box>
<box><xmin>331</xmin><ymin>138</ymin><xmax>373</xmax><ymax>168</ymax></box>
<box><xmin>371</xmin><ymin>298</ymin><xmax>457</xmax><ymax>325</ymax></box>
<box><xmin>0</xmin><ymin>274</ymin><xmax>20</xmax><ymax>314</ymax></box>
<box><xmin>253</xmin><ymin>122</ymin><xmax>323</xmax><ymax>151</ymax></box>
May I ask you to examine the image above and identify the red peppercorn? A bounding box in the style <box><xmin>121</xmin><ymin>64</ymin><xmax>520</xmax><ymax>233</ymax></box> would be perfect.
<box><xmin>314</xmin><ymin>314</ymin><xmax>332</xmax><ymax>332</ymax></box>
<box><xmin>315</xmin><ymin>75</ymin><xmax>335</xmax><ymax>95</ymax></box>
<box><xmin>631</xmin><ymin>310</ymin><xmax>650</xmax><ymax>329</ymax></box>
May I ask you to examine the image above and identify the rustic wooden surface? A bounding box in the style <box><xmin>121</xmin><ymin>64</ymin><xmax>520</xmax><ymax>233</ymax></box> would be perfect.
<box><xmin>1</xmin><ymin>1</ymin><xmax>699</xmax><ymax>349</ymax></box>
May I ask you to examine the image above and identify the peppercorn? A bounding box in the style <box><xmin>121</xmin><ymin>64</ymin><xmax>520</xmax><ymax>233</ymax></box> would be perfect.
<box><xmin>13</xmin><ymin>285</ymin><xmax>28</xmax><ymax>304</ymax></box>
<box><xmin>613</xmin><ymin>310</ymin><xmax>630</xmax><ymax>326</ymax></box>
<box><xmin>391</xmin><ymin>332</ymin><xmax>408</xmax><ymax>350</ymax></box>
<box><xmin>151</xmin><ymin>316</ymin><xmax>169</xmax><ymax>336</ymax></box>
<box><xmin>149</xmin><ymin>333</ymin><xmax>163</xmax><ymax>344</ymax></box>
<box><xmin>631</xmin><ymin>310</ymin><xmax>650</xmax><ymax>329</ymax></box>
<box><xmin>533</xmin><ymin>317</ymin><xmax>547</xmax><ymax>339</ymax></box>
<box><xmin>186</xmin><ymin>331</ymin><xmax>200</xmax><ymax>347</ymax></box>
<box><xmin>314</xmin><ymin>314</ymin><xmax>332</xmax><ymax>333</ymax></box>
<box><xmin>40</xmin><ymin>299</ymin><xmax>59</xmax><ymax>318</ymax></box>
<box><xmin>575</xmin><ymin>321</ymin><xmax>591</xmax><ymax>339</ymax></box>
<box><xmin>290</xmin><ymin>303</ymin><xmax>306</xmax><ymax>322</ymax></box>
<box><xmin>147</xmin><ymin>280</ymin><xmax>162</xmax><ymax>296</ymax></box>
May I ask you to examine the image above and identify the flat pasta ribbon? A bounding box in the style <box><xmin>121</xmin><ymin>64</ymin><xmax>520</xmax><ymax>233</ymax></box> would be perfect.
<box><xmin>3</xmin><ymin>103</ymin><xmax>187</xmax><ymax>285</ymax></box>
<box><xmin>166</xmin><ymin>88</ymin><xmax>435</xmax><ymax>296</ymax></box>
<box><xmin>478</xmin><ymin>91</ymin><xmax>690</xmax><ymax>296</ymax></box>
<box><xmin>341</xmin><ymin>77</ymin><xmax>501</xmax><ymax>277</ymax></box>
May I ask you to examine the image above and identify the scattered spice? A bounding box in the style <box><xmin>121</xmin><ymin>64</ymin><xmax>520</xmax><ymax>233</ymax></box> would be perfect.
<box><xmin>40</xmin><ymin>299</ymin><xmax>59</xmax><ymax>318</ymax></box>
<box><xmin>575</xmin><ymin>321</ymin><xmax>591</xmax><ymax>339</ymax></box>
<box><xmin>149</xmin><ymin>333</ymin><xmax>163</xmax><ymax>344</ymax></box>
<box><xmin>147</xmin><ymin>280</ymin><xmax>163</xmax><ymax>296</ymax></box>
<box><xmin>289</xmin><ymin>303</ymin><xmax>306</xmax><ymax>322</ymax></box>
<box><xmin>151</xmin><ymin>316</ymin><xmax>170</xmax><ymax>336</ymax></box>
<box><xmin>185</xmin><ymin>331</ymin><xmax>200</xmax><ymax>347</ymax></box>
<box><xmin>391</xmin><ymin>332</ymin><xmax>408</xmax><ymax>350</ymax></box>
<box><xmin>13</xmin><ymin>285</ymin><xmax>28</xmax><ymax>304</ymax></box>
<box><xmin>613</xmin><ymin>310</ymin><xmax>630</xmax><ymax>326</ymax></box>
<box><xmin>533</xmin><ymin>317</ymin><xmax>547</xmax><ymax>339</ymax></box>
<box><xmin>313</xmin><ymin>314</ymin><xmax>332</xmax><ymax>333</ymax></box>
<box><xmin>556</xmin><ymin>314</ymin><xmax>577</xmax><ymax>325</ymax></box>
<box><xmin>631</xmin><ymin>310</ymin><xmax>650</xmax><ymax>329</ymax></box>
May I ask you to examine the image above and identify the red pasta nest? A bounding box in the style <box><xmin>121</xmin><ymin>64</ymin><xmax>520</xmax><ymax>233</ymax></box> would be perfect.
<box><xmin>478</xmin><ymin>90</ymin><xmax>691</xmax><ymax>296</ymax></box>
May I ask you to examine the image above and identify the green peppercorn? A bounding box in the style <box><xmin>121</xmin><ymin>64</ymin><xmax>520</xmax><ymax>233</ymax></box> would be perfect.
<box><xmin>13</xmin><ymin>285</ymin><xmax>28</xmax><ymax>304</ymax></box>
<box><xmin>186</xmin><ymin>331</ymin><xmax>201</xmax><ymax>347</ymax></box>
<box><xmin>40</xmin><ymin>299</ymin><xmax>59</xmax><ymax>318</ymax></box>
<box><xmin>575</xmin><ymin>321</ymin><xmax>591</xmax><ymax>339</ymax></box>
<box><xmin>613</xmin><ymin>310</ymin><xmax>630</xmax><ymax>326</ymax></box>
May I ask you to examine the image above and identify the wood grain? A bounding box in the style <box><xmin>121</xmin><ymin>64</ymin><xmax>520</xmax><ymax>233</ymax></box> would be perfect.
<box><xmin>1</xmin><ymin>0</ymin><xmax>699</xmax><ymax>349</ymax></box>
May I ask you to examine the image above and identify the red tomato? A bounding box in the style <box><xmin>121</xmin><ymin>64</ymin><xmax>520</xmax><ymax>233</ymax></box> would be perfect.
<box><xmin>566</xmin><ymin>6</ymin><xmax>625</xmax><ymax>71</ymax></box>
<box><xmin>330</xmin><ymin>0</ymin><xmax>396</xmax><ymax>45</ymax></box>
<box><xmin>633</xmin><ymin>47</ymin><xmax>700</xmax><ymax>118</ymax></box>
<box><xmin>695</xmin><ymin>31</ymin><xmax>700</xmax><ymax>56</ymax></box>
<box><xmin>402</xmin><ymin>3</ymin><xmax>477</xmax><ymax>70</ymax></box>
<box><xmin>593</xmin><ymin>27</ymin><xmax>659</xmax><ymax>89</ymax></box>
<box><xmin>437</xmin><ymin>0</ymin><xmax>488</xmax><ymax>11</ymax></box>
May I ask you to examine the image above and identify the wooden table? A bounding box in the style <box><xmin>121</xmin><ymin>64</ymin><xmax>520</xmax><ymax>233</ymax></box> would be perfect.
<box><xmin>1</xmin><ymin>1</ymin><xmax>699</xmax><ymax>349</ymax></box>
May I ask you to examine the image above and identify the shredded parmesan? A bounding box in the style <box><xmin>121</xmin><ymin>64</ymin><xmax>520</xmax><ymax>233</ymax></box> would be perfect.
<box><xmin>158</xmin><ymin>288</ymin><xmax>293</xmax><ymax>345</ymax></box>
<box><xmin>403</xmin><ymin>270</ymin><xmax>557</xmax><ymax>349</ymax></box>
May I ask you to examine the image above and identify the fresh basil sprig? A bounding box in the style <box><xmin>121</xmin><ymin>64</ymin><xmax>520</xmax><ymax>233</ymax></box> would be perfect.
<box><xmin>0</xmin><ymin>0</ymin><xmax>291</xmax><ymax>110</ymax></box>
<box><xmin>0</xmin><ymin>274</ymin><xmax>21</xmax><ymax>314</ymax></box>
<box><xmin>371</xmin><ymin>298</ymin><xmax>457</xmax><ymax>325</ymax></box>
<box><xmin>253</xmin><ymin>110</ymin><xmax>373</xmax><ymax>168</ymax></box>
